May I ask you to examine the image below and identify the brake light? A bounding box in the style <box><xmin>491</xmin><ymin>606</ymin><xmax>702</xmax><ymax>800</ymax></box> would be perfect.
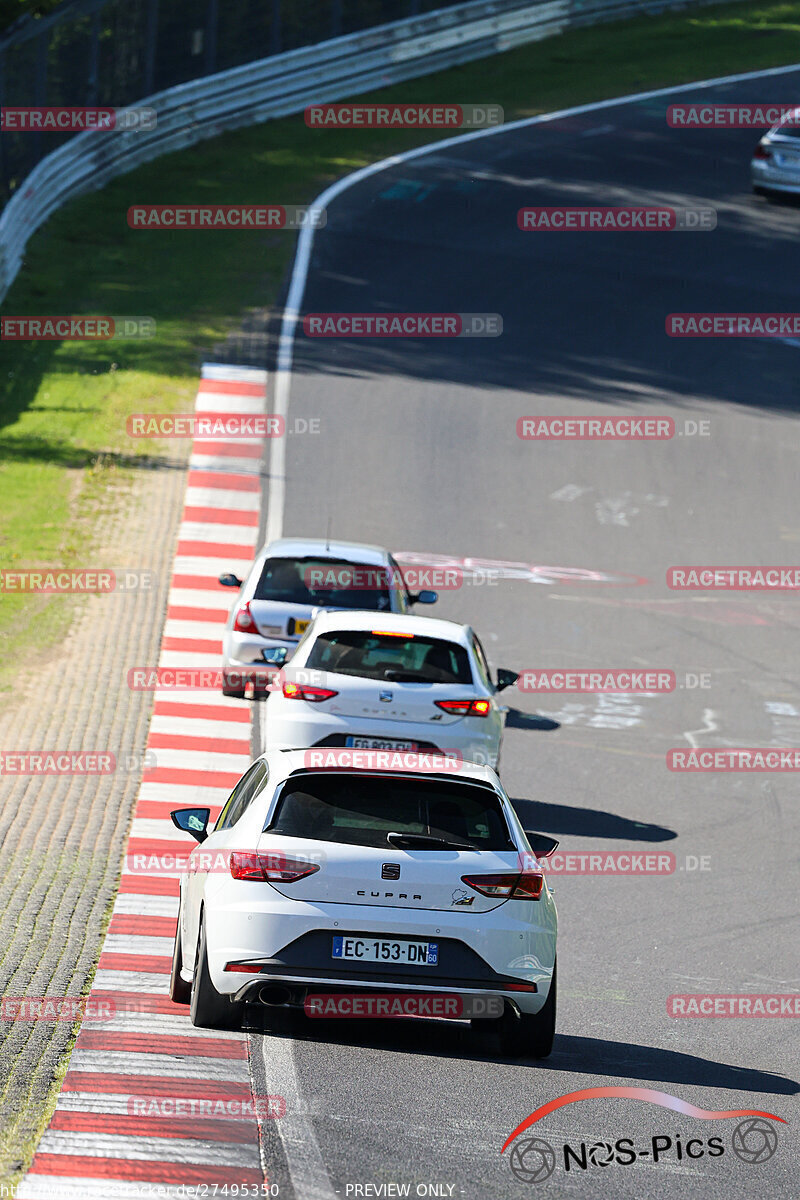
<box><xmin>282</xmin><ymin>682</ymin><xmax>338</xmax><ymax>702</ymax></box>
<box><xmin>753</xmin><ymin>143</ymin><xmax>771</xmax><ymax>160</ymax></box>
<box><xmin>233</xmin><ymin>602</ymin><xmax>257</xmax><ymax>632</ymax></box>
<box><xmin>230</xmin><ymin>851</ymin><xmax>320</xmax><ymax>882</ymax></box>
<box><xmin>435</xmin><ymin>699</ymin><xmax>491</xmax><ymax>717</ymax></box>
<box><xmin>461</xmin><ymin>872</ymin><xmax>544</xmax><ymax>900</ymax></box>
<box><xmin>370</xmin><ymin>630</ymin><xmax>411</xmax><ymax>637</ymax></box>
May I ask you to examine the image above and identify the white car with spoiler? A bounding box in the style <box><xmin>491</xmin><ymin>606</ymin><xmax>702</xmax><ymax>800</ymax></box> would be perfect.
<box><xmin>219</xmin><ymin>538</ymin><xmax>437</xmax><ymax>698</ymax></box>
<box><xmin>260</xmin><ymin>610</ymin><xmax>518</xmax><ymax>770</ymax></box>
<box><xmin>168</xmin><ymin>751</ymin><xmax>558</xmax><ymax>1057</ymax></box>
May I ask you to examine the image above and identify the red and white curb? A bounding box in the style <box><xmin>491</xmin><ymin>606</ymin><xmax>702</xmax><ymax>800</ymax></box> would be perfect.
<box><xmin>16</xmin><ymin>364</ymin><xmax>268</xmax><ymax>1200</ymax></box>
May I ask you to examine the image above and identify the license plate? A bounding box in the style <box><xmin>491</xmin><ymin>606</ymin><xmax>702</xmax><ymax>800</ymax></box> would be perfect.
<box><xmin>345</xmin><ymin>736</ymin><xmax>417</xmax><ymax>750</ymax></box>
<box><xmin>332</xmin><ymin>936</ymin><xmax>438</xmax><ymax>966</ymax></box>
<box><xmin>294</xmin><ymin>619</ymin><xmax>310</xmax><ymax>636</ymax></box>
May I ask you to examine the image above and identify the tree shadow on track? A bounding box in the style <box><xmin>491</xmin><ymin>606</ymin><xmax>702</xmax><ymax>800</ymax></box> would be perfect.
<box><xmin>509</xmin><ymin>796</ymin><xmax>676</xmax><ymax>842</ymax></box>
<box><xmin>247</xmin><ymin>1012</ymin><xmax>798</xmax><ymax>1096</ymax></box>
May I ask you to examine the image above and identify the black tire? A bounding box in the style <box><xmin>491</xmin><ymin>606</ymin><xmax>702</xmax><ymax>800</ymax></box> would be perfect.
<box><xmin>497</xmin><ymin>958</ymin><xmax>557</xmax><ymax>1059</ymax></box>
<box><xmin>190</xmin><ymin>915</ymin><xmax>244</xmax><ymax>1030</ymax></box>
<box><xmin>168</xmin><ymin>910</ymin><xmax>191</xmax><ymax>1004</ymax></box>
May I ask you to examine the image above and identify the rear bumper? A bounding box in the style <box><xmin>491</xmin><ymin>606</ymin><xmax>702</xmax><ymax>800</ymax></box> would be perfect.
<box><xmin>751</xmin><ymin>159</ymin><xmax>800</xmax><ymax>193</ymax></box>
<box><xmin>202</xmin><ymin>888</ymin><xmax>556</xmax><ymax>1014</ymax></box>
<box><xmin>262</xmin><ymin>697</ymin><xmax>500</xmax><ymax>767</ymax></box>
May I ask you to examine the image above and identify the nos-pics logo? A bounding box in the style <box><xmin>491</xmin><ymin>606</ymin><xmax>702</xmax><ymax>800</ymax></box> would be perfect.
<box><xmin>501</xmin><ymin>1087</ymin><xmax>783</xmax><ymax>1183</ymax></box>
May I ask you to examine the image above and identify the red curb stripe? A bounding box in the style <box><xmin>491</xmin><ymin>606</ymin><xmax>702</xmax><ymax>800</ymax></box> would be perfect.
<box><xmin>77</xmin><ymin>1030</ymin><xmax>247</xmax><ymax>1059</ymax></box>
<box><xmin>63</xmin><ymin>1073</ymin><xmax>252</xmax><ymax>1098</ymax></box>
<box><xmin>177</xmin><ymin>540</ymin><xmax>256</xmax><ymax>558</ymax></box>
<box><xmin>118</xmin><ymin>875</ymin><xmax>179</xmax><ymax>896</ymax></box>
<box><xmin>109</xmin><ymin>915</ymin><xmax>178</xmax><ymax>937</ymax></box>
<box><xmin>171</xmin><ymin>573</ymin><xmax>243</xmax><ymax>590</ymax></box>
<box><xmin>198</xmin><ymin>379</ymin><xmax>266</xmax><ymax>397</ymax></box>
<box><xmin>49</xmin><ymin>1110</ymin><xmax>258</xmax><ymax>1143</ymax></box>
<box><xmin>166</xmin><ymin>605</ymin><xmax>230</xmax><ymax>622</ymax></box>
<box><xmin>153</xmin><ymin>701</ymin><xmax>249</xmax><ymax>723</ymax></box>
<box><xmin>148</xmin><ymin>732</ymin><xmax>250</xmax><ymax>755</ymax></box>
<box><xmin>187</xmin><ymin>471</ymin><xmax>260</xmax><ymax>492</ymax></box>
<box><xmin>161</xmin><ymin>636</ymin><xmax>223</xmax><ymax>654</ymax></box>
<box><xmin>98</xmin><ymin>953</ymin><xmax>172</xmax><ymax>973</ymax></box>
<box><xmin>190</xmin><ymin>441</ymin><xmax>262</xmax><ymax>459</ymax></box>
<box><xmin>141</xmin><ymin>768</ymin><xmax>244</xmax><ymax>787</ymax></box>
<box><xmin>183</xmin><ymin>506</ymin><xmax>259</xmax><ymax>526</ymax></box>
<box><xmin>27</xmin><ymin>1156</ymin><xmax>263</xmax><ymax>1184</ymax></box>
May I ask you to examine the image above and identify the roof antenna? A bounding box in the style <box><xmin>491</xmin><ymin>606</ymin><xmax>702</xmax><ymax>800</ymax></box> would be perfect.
<box><xmin>325</xmin><ymin>515</ymin><xmax>332</xmax><ymax>552</ymax></box>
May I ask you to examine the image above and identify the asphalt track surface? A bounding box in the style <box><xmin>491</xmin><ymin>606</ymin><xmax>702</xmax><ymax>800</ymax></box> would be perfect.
<box><xmin>249</xmin><ymin>70</ymin><xmax>800</xmax><ymax>1199</ymax></box>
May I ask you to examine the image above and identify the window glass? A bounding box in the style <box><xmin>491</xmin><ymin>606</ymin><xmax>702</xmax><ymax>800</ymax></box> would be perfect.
<box><xmin>305</xmin><ymin>630</ymin><xmax>473</xmax><ymax>684</ymax></box>
<box><xmin>266</xmin><ymin>774</ymin><xmax>514</xmax><ymax>849</ymax></box>
<box><xmin>254</xmin><ymin>557</ymin><xmax>392</xmax><ymax>610</ymax></box>
<box><xmin>215</xmin><ymin>761</ymin><xmax>268</xmax><ymax>830</ymax></box>
<box><xmin>471</xmin><ymin>635</ymin><xmax>492</xmax><ymax>688</ymax></box>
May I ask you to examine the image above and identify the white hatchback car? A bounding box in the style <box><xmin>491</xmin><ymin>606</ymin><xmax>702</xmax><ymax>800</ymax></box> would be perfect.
<box><xmin>169</xmin><ymin>751</ymin><xmax>558</xmax><ymax>1057</ymax></box>
<box><xmin>220</xmin><ymin>538</ymin><xmax>437</xmax><ymax>697</ymax></box>
<box><xmin>261</xmin><ymin>611</ymin><xmax>519</xmax><ymax>770</ymax></box>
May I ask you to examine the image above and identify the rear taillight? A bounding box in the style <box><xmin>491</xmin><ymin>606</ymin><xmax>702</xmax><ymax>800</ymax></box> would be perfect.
<box><xmin>461</xmin><ymin>871</ymin><xmax>544</xmax><ymax>900</ymax></box>
<box><xmin>229</xmin><ymin>851</ymin><xmax>320</xmax><ymax>882</ymax></box>
<box><xmin>435</xmin><ymin>698</ymin><xmax>491</xmax><ymax>717</ymax></box>
<box><xmin>753</xmin><ymin>142</ymin><xmax>771</xmax><ymax>160</ymax></box>
<box><xmin>282</xmin><ymin>682</ymin><xmax>338</xmax><ymax>702</ymax></box>
<box><xmin>233</xmin><ymin>602</ymin><xmax>257</xmax><ymax>632</ymax></box>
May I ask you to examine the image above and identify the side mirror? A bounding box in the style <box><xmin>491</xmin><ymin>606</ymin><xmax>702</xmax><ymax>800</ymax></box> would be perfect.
<box><xmin>411</xmin><ymin>590</ymin><xmax>438</xmax><ymax>605</ymax></box>
<box><xmin>262</xmin><ymin>646</ymin><xmax>289</xmax><ymax>665</ymax></box>
<box><xmin>495</xmin><ymin>668</ymin><xmax>519</xmax><ymax>692</ymax></box>
<box><xmin>171</xmin><ymin>808</ymin><xmax>210</xmax><ymax>843</ymax></box>
<box><xmin>219</xmin><ymin>573</ymin><xmax>243</xmax><ymax>588</ymax></box>
<box><xmin>524</xmin><ymin>832</ymin><xmax>559</xmax><ymax>859</ymax></box>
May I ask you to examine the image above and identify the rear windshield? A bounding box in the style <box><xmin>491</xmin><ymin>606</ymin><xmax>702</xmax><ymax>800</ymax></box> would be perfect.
<box><xmin>254</xmin><ymin>557</ymin><xmax>392</xmax><ymax>610</ymax></box>
<box><xmin>305</xmin><ymin>630</ymin><xmax>472</xmax><ymax>684</ymax></box>
<box><xmin>266</xmin><ymin>774</ymin><xmax>514</xmax><ymax>850</ymax></box>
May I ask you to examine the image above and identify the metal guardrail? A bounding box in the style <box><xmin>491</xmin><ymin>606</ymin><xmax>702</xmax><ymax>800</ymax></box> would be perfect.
<box><xmin>0</xmin><ymin>0</ymin><xmax>739</xmax><ymax>304</ymax></box>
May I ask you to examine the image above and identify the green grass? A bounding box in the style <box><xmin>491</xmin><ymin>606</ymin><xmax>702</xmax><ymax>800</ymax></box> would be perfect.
<box><xmin>2</xmin><ymin>0</ymin><xmax>800</xmax><ymax>694</ymax></box>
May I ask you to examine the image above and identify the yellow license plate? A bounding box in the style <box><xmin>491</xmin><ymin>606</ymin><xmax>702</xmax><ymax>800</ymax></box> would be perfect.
<box><xmin>294</xmin><ymin>619</ymin><xmax>310</xmax><ymax>636</ymax></box>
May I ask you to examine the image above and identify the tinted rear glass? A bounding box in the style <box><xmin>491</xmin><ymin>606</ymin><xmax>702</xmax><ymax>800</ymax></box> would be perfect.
<box><xmin>254</xmin><ymin>557</ymin><xmax>392</xmax><ymax>610</ymax></box>
<box><xmin>305</xmin><ymin>630</ymin><xmax>472</xmax><ymax>684</ymax></box>
<box><xmin>266</xmin><ymin>774</ymin><xmax>513</xmax><ymax>850</ymax></box>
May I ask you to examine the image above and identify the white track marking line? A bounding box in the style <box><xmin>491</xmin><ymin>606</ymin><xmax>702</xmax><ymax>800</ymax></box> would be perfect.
<box><xmin>683</xmin><ymin>709</ymin><xmax>719</xmax><ymax>749</ymax></box>
<box><xmin>258</xmin><ymin>1035</ymin><xmax>336</xmax><ymax>1200</ymax></box>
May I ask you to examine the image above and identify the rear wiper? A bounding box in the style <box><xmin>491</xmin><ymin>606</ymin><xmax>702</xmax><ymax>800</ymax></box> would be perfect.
<box><xmin>383</xmin><ymin>670</ymin><xmax>428</xmax><ymax>683</ymax></box>
<box><xmin>387</xmin><ymin>831</ymin><xmax>478</xmax><ymax>851</ymax></box>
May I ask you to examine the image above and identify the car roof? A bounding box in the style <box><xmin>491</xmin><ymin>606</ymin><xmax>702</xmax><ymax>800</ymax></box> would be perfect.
<box><xmin>257</xmin><ymin>537</ymin><xmax>391</xmax><ymax>566</ymax></box>
<box><xmin>258</xmin><ymin>748</ymin><xmax>500</xmax><ymax>788</ymax></box>
<box><xmin>303</xmin><ymin>608</ymin><xmax>471</xmax><ymax>644</ymax></box>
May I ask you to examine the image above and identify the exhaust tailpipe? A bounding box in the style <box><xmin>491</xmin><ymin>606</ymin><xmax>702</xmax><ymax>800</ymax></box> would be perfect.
<box><xmin>258</xmin><ymin>984</ymin><xmax>291</xmax><ymax>1007</ymax></box>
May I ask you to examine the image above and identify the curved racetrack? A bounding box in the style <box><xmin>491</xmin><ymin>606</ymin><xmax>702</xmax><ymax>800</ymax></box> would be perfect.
<box><xmin>250</xmin><ymin>68</ymin><xmax>800</xmax><ymax>1199</ymax></box>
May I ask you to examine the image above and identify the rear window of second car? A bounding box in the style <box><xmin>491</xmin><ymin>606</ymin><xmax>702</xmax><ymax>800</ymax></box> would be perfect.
<box><xmin>264</xmin><ymin>773</ymin><xmax>514</xmax><ymax>850</ymax></box>
<box><xmin>304</xmin><ymin>630</ymin><xmax>473</xmax><ymax>684</ymax></box>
